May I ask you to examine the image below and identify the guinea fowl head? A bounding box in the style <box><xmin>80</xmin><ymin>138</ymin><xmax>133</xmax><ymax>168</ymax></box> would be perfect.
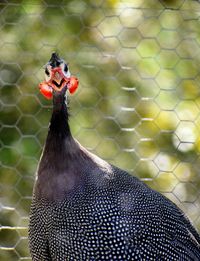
<box><xmin>45</xmin><ymin>52</ymin><xmax>71</xmax><ymax>90</ymax></box>
<box><xmin>39</xmin><ymin>52</ymin><xmax>78</xmax><ymax>99</ymax></box>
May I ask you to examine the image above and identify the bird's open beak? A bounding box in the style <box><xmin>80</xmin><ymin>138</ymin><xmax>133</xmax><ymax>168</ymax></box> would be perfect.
<box><xmin>50</xmin><ymin>67</ymin><xmax>68</xmax><ymax>89</ymax></box>
<box><xmin>53</xmin><ymin>71</ymin><xmax>63</xmax><ymax>85</ymax></box>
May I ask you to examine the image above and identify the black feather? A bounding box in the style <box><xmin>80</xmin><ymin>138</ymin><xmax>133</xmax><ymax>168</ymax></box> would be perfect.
<box><xmin>49</xmin><ymin>52</ymin><xmax>62</xmax><ymax>68</ymax></box>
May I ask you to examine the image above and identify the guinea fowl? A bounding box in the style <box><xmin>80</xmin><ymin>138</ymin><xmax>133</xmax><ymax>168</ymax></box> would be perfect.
<box><xmin>29</xmin><ymin>53</ymin><xmax>200</xmax><ymax>260</ymax></box>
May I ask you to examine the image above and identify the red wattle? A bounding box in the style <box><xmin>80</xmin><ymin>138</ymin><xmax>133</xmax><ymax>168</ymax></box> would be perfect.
<box><xmin>68</xmin><ymin>77</ymin><xmax>79</xmax><ymax>94</ymax></box>
<box><xmin>39</xmin><ymin>83</ymin><xmax>53</xmax><ymax>99</ymax></box>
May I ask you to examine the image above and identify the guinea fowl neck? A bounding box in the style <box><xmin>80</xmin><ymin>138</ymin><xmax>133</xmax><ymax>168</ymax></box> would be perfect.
<box><xmin>48</xmin><ymin>91</ymin><xmax>71</xmax><ymax>139</ymax></box>
<box><xmin>36</xmin><ymin>91</ymin><xmax>80</xmax><ymax>200</ymax></box>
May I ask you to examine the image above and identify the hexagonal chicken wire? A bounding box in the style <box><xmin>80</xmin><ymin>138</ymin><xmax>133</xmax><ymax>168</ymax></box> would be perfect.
<box><xmin>1</xmin><ymin>1</ymin><xmax>200</xmax><ymax>260</ymax></box>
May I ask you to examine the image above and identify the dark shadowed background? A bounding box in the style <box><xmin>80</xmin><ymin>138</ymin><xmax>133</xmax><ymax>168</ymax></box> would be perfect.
<box><xmin>1</xmin><ymin>0</ymin><xmax>200</xmax><ymax>260</ymax></box>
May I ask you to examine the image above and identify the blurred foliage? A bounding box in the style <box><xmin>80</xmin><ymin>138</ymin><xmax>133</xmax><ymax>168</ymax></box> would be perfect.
<box><xmin>1</xmin><ymin>0</ymin><xmax>200</xmax><ymax>259</ymax></box>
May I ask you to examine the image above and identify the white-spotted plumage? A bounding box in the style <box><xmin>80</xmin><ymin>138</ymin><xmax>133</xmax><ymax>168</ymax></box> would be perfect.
<box><xmin>29</xmin><ymin>163</ymin><xmax>200</xmax><ymax>260</ymax></box>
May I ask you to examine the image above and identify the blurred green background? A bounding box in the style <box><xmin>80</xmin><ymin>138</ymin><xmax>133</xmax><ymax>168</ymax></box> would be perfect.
<box><xmin>1</xmin><ymin>0</ymin><xmax>200</xmax><ymax>260</ymax></box>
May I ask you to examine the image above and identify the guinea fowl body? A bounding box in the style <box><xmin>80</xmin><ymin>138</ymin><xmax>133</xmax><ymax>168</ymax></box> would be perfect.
<box><xmin>29</xmin><ymin>55</ymin><xmax>200</xmax><ymax>260</ymax></box>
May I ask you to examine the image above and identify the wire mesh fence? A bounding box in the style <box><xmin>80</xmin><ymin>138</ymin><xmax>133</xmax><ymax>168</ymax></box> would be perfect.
<box><xmin>1</xmin><ymin>0</ymin><xmax>200</xmax><ymax>260</ymax></box>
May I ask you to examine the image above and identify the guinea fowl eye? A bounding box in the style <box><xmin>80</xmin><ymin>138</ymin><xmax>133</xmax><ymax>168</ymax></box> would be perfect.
<box><xmin>64</xmin><ymin>64</ymin><xmax>68</xmax><ymax>73</ymax></box>
<box><xmin>45</xmin><ymin>68</ymin><xmax>50</xmax><ymax>76</ymax></box>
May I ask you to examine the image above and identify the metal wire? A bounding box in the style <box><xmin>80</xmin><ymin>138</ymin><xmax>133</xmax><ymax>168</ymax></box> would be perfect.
<box><xmin>0</xmin><ymin>1</ymin><xmax>200</xmax><ymax>259</ymax></box>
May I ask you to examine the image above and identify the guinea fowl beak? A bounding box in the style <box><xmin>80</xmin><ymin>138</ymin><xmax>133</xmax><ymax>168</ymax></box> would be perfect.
<box><xmin>51</xmin><ymin>68</ymin><xmax>65</xmax><ymax>87</ymax></box>
<box><xmin>48</xmin><ymin>53</ymin><xmax>65</xmax><ymax>86</ymax></box>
